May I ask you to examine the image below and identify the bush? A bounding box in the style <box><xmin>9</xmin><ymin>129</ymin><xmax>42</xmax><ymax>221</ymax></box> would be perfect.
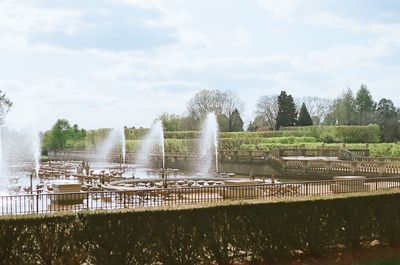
<box><xmin>280</xmin><ymin>125</ymin><xmax>381</xmax><ymax>143</ymax></box>
<box><xmin>2</xmin><ymin>191</ymin><xmax>400</xmax><ymax>264</ymax></box>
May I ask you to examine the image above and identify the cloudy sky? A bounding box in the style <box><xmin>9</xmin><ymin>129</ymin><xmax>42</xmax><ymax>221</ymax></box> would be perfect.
<box><xmin>1</xmin><ymin>0</ymin><xmax>400</xmax><ymax>130</ymax></box>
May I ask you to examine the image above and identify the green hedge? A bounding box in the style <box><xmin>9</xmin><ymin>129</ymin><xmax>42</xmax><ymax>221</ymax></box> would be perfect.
<box><xmin>56</xmin><ymin>126</ymin><xmax>380</xmax><ymax>152</ymax></box>
<box><xmin>239</xmin><ymin>143</ymin><xmax>400</xmax><ymax>158</ymax></box>
<box><xmin>2</xmin><ymin>191</ymin><xmax>400</xmax><ymax>264</ymax></box>
<box><xmin>280</xmin><ymin>125</ymin><xmax>381</xmax><ymax>143</ymax></box>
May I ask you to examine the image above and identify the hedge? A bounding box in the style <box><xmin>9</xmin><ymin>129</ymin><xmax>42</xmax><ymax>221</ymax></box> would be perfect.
<box><xmin>280</xmin><ymin>125</ymin><xmax>381</xmax><ymax>143</ymax></box>
<box><xmin>2</xmin><ymin>191</ymin><xmax>400</xmax><ymax>264</ymax></box>
<box><xmin>46</xmin><ymin>126</ymin><xmax>380</xmax><ymax>153</ymax></box>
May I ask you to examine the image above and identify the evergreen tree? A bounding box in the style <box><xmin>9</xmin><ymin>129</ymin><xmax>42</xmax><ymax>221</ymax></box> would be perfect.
<box><xmin>355</xmin><ymin>84</ymin><xmax>376</xmax><ymax>125</ymax></box>
<box><xmin>229</xmin><ymin>108</ymin><xmax>244</xmax><ymax>131</ymax></box>
<box><xmin>275</xmin><ymin>91</ymin><xmax>297</xmax><ymax>129</ymax></box>
<box><xmin>297</xmin><ymin>103</ymin><xmax>313</xmax><ymax>126</ymax></box>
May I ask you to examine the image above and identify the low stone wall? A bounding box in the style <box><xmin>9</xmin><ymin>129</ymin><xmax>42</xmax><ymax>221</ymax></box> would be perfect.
<box><xmin>47</xmin><ymin>150</ymin><xmax>400</xmax><ymax>179</ymax></box>
<box><xmin>47</xmin><ymin>150</ymin><xmax>281</xmax><ymax>176</ymax></box>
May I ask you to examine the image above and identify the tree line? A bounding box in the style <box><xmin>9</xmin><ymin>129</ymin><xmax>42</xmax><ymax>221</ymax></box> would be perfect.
<box><xmin>157</xmin><ymin>86</ymin><xmax>400</xmax><ymax>141</ymax></box>
<box><xmin>1</xmin><ymin>84</ymin><xmax>400</xmax><ymax>152</ymax></box>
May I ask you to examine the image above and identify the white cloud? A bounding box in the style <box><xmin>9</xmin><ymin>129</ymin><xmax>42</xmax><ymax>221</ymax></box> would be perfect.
<box><xmin>258</xmin><ymin>0</ymin><xmax>306</xmax><ymax>20</ymax></box>
<box><xmin>1</xmin><ymin>0</ymin><xmax>400</xmax><ymax>130</ymax></box>
<box><xmin>0</xmin><ymin>2</ymin><xmax>86</xmax><ymax>35</ymax></box>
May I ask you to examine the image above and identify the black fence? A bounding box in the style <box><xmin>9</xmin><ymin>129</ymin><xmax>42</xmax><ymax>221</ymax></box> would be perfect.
<box><xmin>2</xmin><ymin>177</ymin><xmax>400</xmax><ymax>215</ymax></box>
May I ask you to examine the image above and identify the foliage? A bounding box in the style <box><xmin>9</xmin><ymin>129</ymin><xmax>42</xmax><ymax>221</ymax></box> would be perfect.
<box><xmin>155</xmin><ymin>113</ymin><xmax>180</xmax><ymax>131</ymax></box>
<box><xmin>2</xmin><ymin>192</ymin><xmax>400</xmax><ymax>264</ymax></box>
<box><xmin>276</xmin><ymin>91</ymin><xmax>297</xmax><ymax>129</ymax></box>
<box><xmin>376</xmin><ymin>99</ymin><xmax>400</xmax><ymax>142</ymax></box>
<box><xmin>0</xmin><ymin>90</ymin><xmax>12</xmax><ymax>125</ymax></box>
<box><xmin>296</xmin><ymin>97</ymin><xmax>332</xmax><ymax>125</ymax></box>
<box><xmin>216</xmin><ymin>114</ymin><xmax>229</xmax><ymax>132</ymax></box>
<box><xmin>324</xmin><ymin>88</ymin><xmax>357</xmax><ymax>125</ymax></box>
<box><xmin>280</xmin><ymin>125</ymin><xmax>380</xmax><ymax>143</ymax></box>
<box><xmin>254</xmin><ymin>95</ymin><xmax>278</xmax><ymax>130</ymax></box>
<box><xmin>355</xmin><ymin>84</ymin><xmax>376</xmax><ymax>125</ymax></box>
<box><xmin>297</xmin><ymin>103</ymin><xmax>313</xmax><ymax>126</ymax></box>
<box><xmin>48</xmin><ymin>119</ymin><xmax>73</xmax><ymax>150</ymax></box>
<box><xmin>229</xmin><ymin>108</ymin><xmax>244</xmax><ymax>132</ymax></box>
<box><xmin>40</xmin><ymin>119</ymin><xmax>88</xmax><ymax>151</ymax></box>
<box><xmin>187</xmin><ymin>89</ymin><xmax>243</xmax><ymax>121</ymax></box>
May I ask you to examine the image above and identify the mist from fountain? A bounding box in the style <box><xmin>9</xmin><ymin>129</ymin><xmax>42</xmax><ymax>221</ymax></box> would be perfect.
<box><xmin>136</xmin><ymin>121</ymin><xmax>165</xmax><ymax>169</ymax></box>
<box><xmin>197</xmin><ymin>113</ymin><xmax>219</xmax><ymax>176</ymax></box>
<box><xmin>0</xmin><ymin>127</ymin><xmax>3</xmax><ymax>177</ymax></box>
<box><xmin>96</xmin><ymin>127</ymin><xmax>126</xmax><ymax>164</ymax></box>
<box><xmin>31</xmin><ymin>128</ymin><xmax>41</xmax><ymax>182</ymax></box>
<box><xmin>120</xmin><ymin>127</ymin><xmax>126</xmax><ymax>164</ymax></box>
<box><xmin>0</xmin><ymin>125</ymin><xmax>42</xmax><ymax>194</ymax></box>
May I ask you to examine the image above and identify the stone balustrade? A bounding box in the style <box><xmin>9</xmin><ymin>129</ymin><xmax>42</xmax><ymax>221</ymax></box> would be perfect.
<box><xmin>48</xmin><ymin>149</ymin><xmax>400</xmax><ymax>178</ymax></box>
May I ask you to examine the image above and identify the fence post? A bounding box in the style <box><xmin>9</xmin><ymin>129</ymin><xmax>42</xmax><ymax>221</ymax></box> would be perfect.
<box><xmin>378</xmin><ymin>162</ymin><xmax>385</xmax><ymax>177</ymax></box>
<box><xmin>86</xmin><ymin>192</ymin><xmax>90</xmax><ymax>210</ymax></box>
<box><xmin>36</xmin><ymin>194</ymin><xmax>39</xmax><ymax>214</ymax></box>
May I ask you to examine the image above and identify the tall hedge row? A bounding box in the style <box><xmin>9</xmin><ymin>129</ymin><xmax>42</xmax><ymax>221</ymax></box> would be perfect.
<box><xmin>281</xmin><ymin>125</ymin><xmax>381</xmax><ymax>143</ymax></box>
<box><xmin>52</xmin><ymin>126</ymin><xmax>380</xmax><ymax>152</ymax></box>
<box><xmin>2</xmin><ymin>191</ymin><xmax>400</xmax><ymax>265</ymax></box>
<box><xmin>123</xmin><ymin>125</ymin><xmax>381</xmax><ymax>142</ymax></box>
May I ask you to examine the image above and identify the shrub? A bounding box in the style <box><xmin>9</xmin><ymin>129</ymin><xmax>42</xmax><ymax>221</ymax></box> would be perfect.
<box><xmin>2</xmin><ymin>192</ymin><xmax>400</xmax><ymax>264</ymax></box>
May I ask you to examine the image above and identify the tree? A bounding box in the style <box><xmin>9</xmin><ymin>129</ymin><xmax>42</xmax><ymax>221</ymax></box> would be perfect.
<box><xmin>49</xmin><ymin>119</ymin><xmax>73</xmax><ymax>150</ymax></box>
<box><xmin>324</xmin><ymin>88</ymin><xmax>356</xmax><ymax>125</ymax></box>
<box><xmin>216</xmin><ymin>114</ymin><xmax>229</xmax><ymax>132</ymax></box>
<box><xmin>376</xmin><ymin>98</ymin><xmax>400</xmax><ymax>142</ymax></box>
<box><xmin>0</xmin><ymin>90</ymin><xmax>12</xmax><ymax>125</ymax></box>
<box><xmin>297</xmin><ymin>103</ymin><xmax>313</xmax><ymax>126</ymax></box>
<box><xmin>229</xmin><ymin>109</ymin><xmax>244</xmax><ymax>131</ymax></box>
<box><xmin>177</xmin><ymin>115</ymin><xmax>198</xmax><ymax>131</ymax></box>
<box><xmin>155</xmin><ymin>113</ymin><xmax>181</xmax><ymax>131</ymax></box>
<box><xmin>255</xmin><ymin>95</ymin><xmax>278</xmax><ymax>130</ymax></box>
<box><xmin>376</xmin><ymin>98</ymin><xmax>397</xmax><ymax>121</ymax></box>
<box><xmin>275</xmin><ymin>91</ymin><xmax>297</xmax><ymax>129</ymax></box>
<box><xmin>296</xmin><ymin>97</ymin><xmax>332</xmax><ymax>125</ymax></box>
<box><xmin>247</xmin><ymin>116</ymin><xmax>267</xmax><ymax>131</ymax></box>
<box><xmin>187</xmin><ymin>89</ymin><xmax>243</xmax><ymax>131</ymax></box>
<box><xmin>355</xmin><ymin>84</ymin><xmax>376</xmax><ymax>125</ymax></box>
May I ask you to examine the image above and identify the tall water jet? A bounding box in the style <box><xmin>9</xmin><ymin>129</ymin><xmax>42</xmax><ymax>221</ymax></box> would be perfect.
<box><xmin>96</xmin><ymin>127</ymin><xmax>126</xmax><ymax>164</ymax></box>
<box><xmin>0</xmin><ymin>126</ymin><xmax>3</xmax><ymax>176</ymax></box>
<box><xmin>197</xmin><ymin>113</ymin><xmax>219</xmax><ymax>176</ymax></box>
<box><xmin>120</xmin><ymin>127</ymin><xmax>126</xmax><ymax>165</ymax></box>
<box><xmin>136</xmin><ymin>121</ymin><xmax>165</xmax><ymax>169</ymax></box>
<box><xmin>30</xmin><ymin>128</ymin><xmax>41</xmax><ymax>181</ymax></box>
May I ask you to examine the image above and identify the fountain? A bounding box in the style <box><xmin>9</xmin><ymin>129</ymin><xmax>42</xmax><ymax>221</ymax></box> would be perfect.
<box><xmin>0</xmin><ymin>126</ymin><xmax>3</xmax><ymax>177</ymax></box>
<box><xmin>197</xmin><ymin>113</ymin><xmax>219</xmax><ymax>176</ymax></box>
<box><xmin>136</xmin><ymin>120</ymin><xmax>165</xmax><ymax>169</ymax></box>
<box><xmin>120</xmin><ymin>127</ymin><xmax>126</xmax><ymax>165</ymax></box>
<box><xmin>30</xmin><ymin>128</ymin><xmax>41</xmax><ymax>182</ymax></box>
<box><xmin>0</xmin><ymin>125</ymin><xmax>42</xmax><ymax>194</ymax></box>
<box><xmin>95</xmin><ymin>127</ymin><xmax>126</xmax><ymax>165</ymax></box>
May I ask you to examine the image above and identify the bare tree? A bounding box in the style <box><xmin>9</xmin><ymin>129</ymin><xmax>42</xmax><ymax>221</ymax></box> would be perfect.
<box><xmin>187</xmin><ymin>89</ymin><xmax>244</xmax><ymax>129</ymax></box>
<box><xmin>0</xmin><ymin>90</ymin><xmax>12</xmax><ymax>125</ymax></box>
<box><xmin>296</xmin><ymin>97</ymin><xmax>332</xmax><ymax>125</ymax></box>
<box><xmin>254</xmin><ymin>95</ymin><xmax>278</xmax><ymax>130</ymax></box>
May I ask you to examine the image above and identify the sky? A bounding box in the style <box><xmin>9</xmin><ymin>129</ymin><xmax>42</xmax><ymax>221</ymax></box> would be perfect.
<box><xmin>1</xmin><ymin>0</ymin><xmax>400</xmax><ymax>130</ymax></box>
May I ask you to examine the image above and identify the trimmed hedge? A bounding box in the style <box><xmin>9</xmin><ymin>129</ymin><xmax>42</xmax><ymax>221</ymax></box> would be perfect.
<box><xmin>52</xmin><ymin>126</ymin><xmax>380</xmax><ymax>152</ymax></box>
<box><xmin>2</xmin><ymin>191</ymin><xmax>400</xmax><ymax>264</ymax></box>
<box><xmin>280</xmin><ymin>125</ymin><xmax>381</xmax><ymax>143</ymax></box>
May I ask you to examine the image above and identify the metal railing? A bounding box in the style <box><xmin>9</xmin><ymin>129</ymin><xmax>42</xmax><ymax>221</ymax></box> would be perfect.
<box><xmin>2</xmin><ymin>177</ymin><xmax>400</xmax><ymax>215</ymax></box>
